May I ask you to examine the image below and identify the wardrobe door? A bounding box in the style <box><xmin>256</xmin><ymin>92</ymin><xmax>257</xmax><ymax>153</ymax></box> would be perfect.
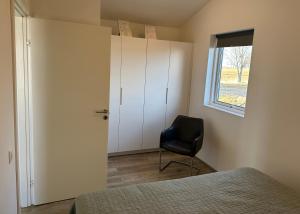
<box><xmin>108</xmin><ymin>36</ymin><xmax>121</xmax><ymax>153</ymax></box>
<box><xmin>166</xmin><ymin>42</ymin><xmax>193</xmax><ymax>127</ymax></box>
<box><xmin>142</xmin><ymin>40</ymin><xmax>170</xmax><ymax>149</ymax></box>
<box><xmin>118</xmin><ymin>37</ymin><xmax>147</xmax><ymax>152</ymax></box>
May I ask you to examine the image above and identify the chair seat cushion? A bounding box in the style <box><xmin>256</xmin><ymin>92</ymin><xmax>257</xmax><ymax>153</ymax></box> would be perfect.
<box><xmin>161</xmin><ymin>140</ymin><xmax>194</xmax><ymax>157</ymax></box>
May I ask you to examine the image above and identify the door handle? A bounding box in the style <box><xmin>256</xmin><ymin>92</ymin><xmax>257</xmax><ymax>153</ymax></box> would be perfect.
<box><xmin>96</xmin><ymin>109</ymin><xmax>109</xmax><ymax>114</ymax></box>
<box><xmin>96</xmin><ymin>109</ymin><xmax>109</xmax><ymax>120</ymax></box>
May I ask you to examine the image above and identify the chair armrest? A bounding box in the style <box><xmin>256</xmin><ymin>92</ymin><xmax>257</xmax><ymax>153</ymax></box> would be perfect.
<box><xmin>191</xmin><ymin>133</ymin><xmax>204</xmax><ymax>155</ymax></box>
<box><xmin>160</xmin><ymin>126</ymin><xmax>177</xmax><ymax>145</ymax></box>
<box><xmin>193</xmin><ymin>134</ymin><xmax>203</xmax><ymax>143</ymax></box>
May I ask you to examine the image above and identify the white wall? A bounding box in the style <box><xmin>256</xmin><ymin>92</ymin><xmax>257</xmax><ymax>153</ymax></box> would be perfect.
<box><xmin>30</xmin><ymin>0</ymin><xmax>101</xmax><ymax>25</ymax></box>
<box><xmin>0</xmin><ymin>0</ymin><xmax>18</xmax><ymax>213</ymax></box>
<box><xmin>181</xmin><ymin>0</ymin><xmax>300</xmax><ymax>191</ymax></box>
<box><xmin>29</xmin><ymin>1</ymin><xmax>182</xmax><ymax>41</ymax></box>
<box><xmin>101</xmin><ymin>19</ymin><xmax>181</xmax><ymax>41</ymax></box>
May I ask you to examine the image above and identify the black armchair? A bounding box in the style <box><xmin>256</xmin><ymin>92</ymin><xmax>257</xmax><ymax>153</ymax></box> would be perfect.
<box><xmin>159</xmin><ymin>115</ymin><xmax>204</xmax><ymax>175</ymax></box>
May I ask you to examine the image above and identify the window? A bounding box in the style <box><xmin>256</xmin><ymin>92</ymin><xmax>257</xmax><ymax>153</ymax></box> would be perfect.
<box><xmin>204</xmin><ymin>30</ymin><xmax>254</xmax><ymax>117</ymax></box>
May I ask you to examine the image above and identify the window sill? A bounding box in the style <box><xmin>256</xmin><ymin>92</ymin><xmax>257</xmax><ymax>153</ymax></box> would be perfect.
<box><xmin>204</xmin><ymin>102</ymin><xmax>245</xmax><ymax>118</ymax></box>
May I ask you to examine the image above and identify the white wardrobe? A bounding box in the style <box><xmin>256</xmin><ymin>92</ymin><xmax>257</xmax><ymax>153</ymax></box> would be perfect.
<box><xmin>108</xmin><ymin>36</ymin><xmax>192</xmax><ymax>153</ymax></box>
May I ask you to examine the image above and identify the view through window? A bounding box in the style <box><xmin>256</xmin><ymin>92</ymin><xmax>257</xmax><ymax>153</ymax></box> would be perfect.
<box><xmin>216</xmin><ymin>46</ymin><xmax>252</xmax><ymax>108</ymax></box>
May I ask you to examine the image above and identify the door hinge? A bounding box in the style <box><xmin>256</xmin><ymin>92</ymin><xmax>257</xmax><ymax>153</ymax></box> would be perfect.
<box><xmin>26</xmin><ymin>40</ymin><xmax>31</xmax><ymax>47</ymax></box>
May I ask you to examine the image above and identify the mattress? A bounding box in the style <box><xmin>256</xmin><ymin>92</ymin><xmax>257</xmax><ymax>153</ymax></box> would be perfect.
<box><xmin>73</xmin><ymin>168</ymin><xmax>300</xmax><ymax>214</ymax></box>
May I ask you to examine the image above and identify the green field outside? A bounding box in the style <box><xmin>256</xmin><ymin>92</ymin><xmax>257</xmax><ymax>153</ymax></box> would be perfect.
<box><xmin>218</xmin><ymin>68</ymin><xmax>250</xmax><ymax>107</ymax></box>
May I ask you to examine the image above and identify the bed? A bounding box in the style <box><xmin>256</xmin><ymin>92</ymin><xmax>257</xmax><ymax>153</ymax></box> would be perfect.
<box><xmin>71</xmin><ymin>168</ymin><xmax>300</xmax><ymax>214</ymax></box>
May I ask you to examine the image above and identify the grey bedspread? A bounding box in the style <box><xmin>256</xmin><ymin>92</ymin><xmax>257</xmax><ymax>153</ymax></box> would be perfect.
<box><xmin>75</xmin><ymin>168</ymin><xmax>300</xmax><ymax>214</ymax></box>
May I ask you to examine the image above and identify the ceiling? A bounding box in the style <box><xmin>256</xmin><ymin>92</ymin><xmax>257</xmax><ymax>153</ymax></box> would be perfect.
<box><xmin>101</xmin><ymin>0</ymin><xmax>209</xmax><ymax>27</ymax></box>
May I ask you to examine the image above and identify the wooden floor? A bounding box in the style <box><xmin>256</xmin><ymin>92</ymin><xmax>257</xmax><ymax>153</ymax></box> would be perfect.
<box><xmin>22</xmin><ymin>151</ymin><xmax>215</xmax><ymax>214</ymax></box>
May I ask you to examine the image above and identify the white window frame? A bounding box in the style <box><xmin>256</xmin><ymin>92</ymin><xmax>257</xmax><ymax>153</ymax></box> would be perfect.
<box><xmin>204</xmin><ymin>37</ymin><xmax>249</xmax><ymax>118</ymax></box>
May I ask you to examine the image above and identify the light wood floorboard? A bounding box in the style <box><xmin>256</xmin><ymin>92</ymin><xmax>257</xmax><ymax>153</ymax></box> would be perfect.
<box><xmin>22</xmin><ymin>152</ymin><xmax>215</xmax><ymax>214</ymax></box>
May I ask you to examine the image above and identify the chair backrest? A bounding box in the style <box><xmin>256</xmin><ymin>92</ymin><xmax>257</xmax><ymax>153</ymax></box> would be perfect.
<box><xmin>172</xmin><ymin>115</ymin><xmax>204</xmax><ymax>142</ymax></box>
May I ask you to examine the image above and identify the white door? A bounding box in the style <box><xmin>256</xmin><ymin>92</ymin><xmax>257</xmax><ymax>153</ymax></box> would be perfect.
<box><xmin>0</xmin><ymin>0</ymin><xmax>18</xmax><ymax>213</ymax></box>
<box><xmin>118</xmin><ymin>37</ymin><xmax>147</xmax><ymax>152</ymax></box>
<box><xmin>30</xmin><ymin>18</ymin><xmax>111</xmax><ymax>204</ymax></box>
<box><xmin>166</xmin><ymin>42</ymin><xmax>193</xmax><ymax>126</ymax></box>
<box><xmin>108</xmin><ymin>36</ymin><xmax>121</xmax><ymax>153</ymax></box>
<box><xmin>143</xmin><ymin>39</ymin><xmax>170</xmax><ymax>149</ymax></box>
<box><xmin>15</xmin><ymin>15</ymin><xmax>31</xmax><ymax>208</ymax></box>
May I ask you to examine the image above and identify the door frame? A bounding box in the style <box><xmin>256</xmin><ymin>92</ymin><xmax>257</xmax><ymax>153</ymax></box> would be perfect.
<box><xmin>13</xmin><ymin>0</ymin><xmax>33</xmax><ymax>208</ymax></box>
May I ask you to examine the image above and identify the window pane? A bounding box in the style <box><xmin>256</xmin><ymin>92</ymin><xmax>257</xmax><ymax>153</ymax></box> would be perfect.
<box><xmin>216</xmin><ymin>46</ymin><xmax>252</xmax><ymax>108</ymax></box>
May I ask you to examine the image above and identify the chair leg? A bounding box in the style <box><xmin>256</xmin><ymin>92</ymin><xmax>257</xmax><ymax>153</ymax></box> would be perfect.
<box><xmin>159</xmin><ymin>151</ymin><xmax>201</xmax><ymax>174</ymax></box>
<box><xmin>190</xmin><ymin>157</ymin><xmax>193</xmax><ymax>176</ymax></box>
<box><xmin>159</xmin><ymin>149</ymin><xmax>162</xmax><ymax>171</ymax></box>
<box><xmin>159</xmin><ymin>149</ymin><xmax>173</xmax><ymax>171</ymax></box>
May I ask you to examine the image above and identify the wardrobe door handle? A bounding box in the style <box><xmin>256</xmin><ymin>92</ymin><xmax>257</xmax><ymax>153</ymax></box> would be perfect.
<box><xmin>8</xmin><ymin>151</ymin><xmax>13</xmax><ymax>164</ymax></box>
<box><xmin>120</xmin><ymin>88</ymin><xmax>123</xmax><ymax>105</ymax></box>
<box><xmin>165</xmin><ymin>88</ymin><xmax>168</xmax><ymax>104</ymax></box>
